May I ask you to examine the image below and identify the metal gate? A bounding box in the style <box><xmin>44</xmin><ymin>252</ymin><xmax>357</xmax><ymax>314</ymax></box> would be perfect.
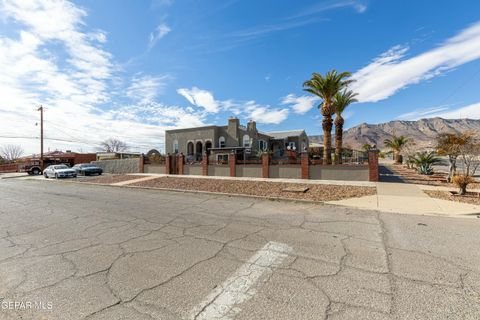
<box><xmin>169</xmin><ymin>155</ymin><xmax>178</xmax><ymax>174</ymax></box>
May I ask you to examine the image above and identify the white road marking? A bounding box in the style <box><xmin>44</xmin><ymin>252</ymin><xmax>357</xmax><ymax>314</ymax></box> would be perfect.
<box><xmin>189</xmin><ymin>241</ymin><xmax>292</xmax><ymax>320</ymax></box>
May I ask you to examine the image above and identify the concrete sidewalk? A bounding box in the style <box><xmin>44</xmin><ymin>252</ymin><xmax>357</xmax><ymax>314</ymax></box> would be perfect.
<box><xmin>327</xmin><ymin>182</ymin><xmax>480</xmax><ymax>218</ymax></box>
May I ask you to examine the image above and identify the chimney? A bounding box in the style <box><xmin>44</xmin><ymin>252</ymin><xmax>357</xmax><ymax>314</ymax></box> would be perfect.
<box><xmin>247</xmin><ymin>119</ymin><xmax>256</xmax><ymax>132</ymax></box>
<box><xmin>228</xmin><ymin>117</ymin><xmax>239</xmax><ymax>142</ymax></box>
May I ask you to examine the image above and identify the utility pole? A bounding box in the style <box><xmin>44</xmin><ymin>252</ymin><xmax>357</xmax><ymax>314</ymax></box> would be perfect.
<box><xmin>37</xmin><ymin>105</ymin><xmax>44</xmax><ymax>171</ymax></box>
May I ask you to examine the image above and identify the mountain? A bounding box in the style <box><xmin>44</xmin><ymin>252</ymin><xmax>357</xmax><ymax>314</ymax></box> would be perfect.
<box><xmin>309</xmin><ymin>118</ymin><xmax>480</xmax><ymax>150</ymax></box>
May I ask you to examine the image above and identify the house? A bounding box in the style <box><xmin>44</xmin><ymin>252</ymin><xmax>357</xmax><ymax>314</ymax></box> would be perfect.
<box><xmin>165</xmin><ymin>117</ymin><xmax>309</xmax><ymax>162</ymax></box>
<box><xmin>19</xmin><ymin>151</ymin><xmax>97</xmax><ymax>167</ymax></box>
<box><xmin>96</xmin><ymin>152</ymin><xmax>142</xmax><ymax>161</ymax></box>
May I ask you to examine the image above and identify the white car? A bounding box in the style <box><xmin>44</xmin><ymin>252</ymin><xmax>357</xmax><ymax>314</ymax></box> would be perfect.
<box><xmin>43</xmin><ymin>164</ymin><xmax>77</xmax><ymax>179</ymax></box>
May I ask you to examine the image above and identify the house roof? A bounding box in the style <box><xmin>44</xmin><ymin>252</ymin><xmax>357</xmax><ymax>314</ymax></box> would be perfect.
<box><xmin>265</xmin><ymin>130</ymin><xmax>305</xmax><ymax>139</ymax></box>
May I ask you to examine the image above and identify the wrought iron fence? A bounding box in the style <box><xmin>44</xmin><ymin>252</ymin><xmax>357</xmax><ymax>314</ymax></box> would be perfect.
<box><xmin>310</xmin><ymin>148</ymin><xmax>368</xmax><ymax>165</ymax></box>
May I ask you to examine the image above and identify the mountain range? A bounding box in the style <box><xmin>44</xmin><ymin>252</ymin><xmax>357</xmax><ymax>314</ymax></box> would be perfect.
<box><xmin>309</xmin><ymin>118</ymin><xmax>480</xmax><ymax>150</ymax></box>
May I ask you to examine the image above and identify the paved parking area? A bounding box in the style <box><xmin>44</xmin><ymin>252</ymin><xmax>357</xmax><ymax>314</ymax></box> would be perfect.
<box><xmin>0</xmin><ymin>179</ymin><xmax>479</xmax><ymax>319</ymax></box>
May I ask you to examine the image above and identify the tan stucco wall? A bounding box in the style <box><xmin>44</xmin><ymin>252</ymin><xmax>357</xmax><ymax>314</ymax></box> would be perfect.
<box><xmin>269</xmin><ymin>165</ymin><xmax>302</xmax><ymax>179</ymax></box>
<box><xmin>92</xmin><ymin>158</ymin><xmax>140</xmax><ymax>174</ymax></box>
<box><xmin>208</xmin><ymin>165</ymin><xmax>230</xmax><ymax>176</ymax></box>
<box><xmin>236</xmin><ymin>165</ymin><xmax>262</xmax><ymax>177</ymax></box>
<box><xmin>184</xmin><ymin>165</ymin><xmax>202</xmax><ymax>176</ymax></box>
<box><xmin>144</xmin><ymin>164</ymin><xmax>164</xmax><ymax>174</ymax></box>
<box><xmin>309</xmin><ymin>165</ymin><xmax>369</xmax><ymax>181</ymax></box>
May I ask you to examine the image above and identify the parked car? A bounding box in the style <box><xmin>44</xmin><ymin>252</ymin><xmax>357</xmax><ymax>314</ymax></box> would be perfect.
<box><xmin>43</xmin><ymin>164</ymin><xmax>77</xmax><ymax>179</ymax></box>
<box><xmin>72</xmin><ymin>163</ymin><xmax>103</xmax><ymax>176</ymax></box>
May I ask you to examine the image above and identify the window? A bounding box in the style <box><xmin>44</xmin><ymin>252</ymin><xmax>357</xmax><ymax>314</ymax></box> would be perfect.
<box><xmin>258</xmin><ymin>140</ymin><xmax>267</xmax><ymax>151</ymax></box>
<box><xmin>219</xmin><ymin>136</ymin><xmax>225</xmax><ymax>148</ymax></box>
<box><xmin>173</xmin><ymin>139</ymin><xmax>179</xmax><ymax>153</ymax></box>
<box><xmin>217</xmin><ymin>154</ymin><xmax>228</xmax><ymax>163</ymax></box>
<box><xmin>288</xmin><ymin>142</ymin><xmax>296</xmax><ymax>150</ymax></box>
<box><xmin>243</xmin><ymin>135</ymin><xmax>250</xmax><ymax>147</ymax></box>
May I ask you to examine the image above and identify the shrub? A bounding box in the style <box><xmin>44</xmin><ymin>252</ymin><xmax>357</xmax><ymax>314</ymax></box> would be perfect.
<box><xmin>452</xmin><ymin>175</ymin><xmax>476</xmax><ymax>195</ymax></box>
<box><xmin>411</xmin><ymin>151</ymin><xmax>442</xmax><ymax>175</ymax></box>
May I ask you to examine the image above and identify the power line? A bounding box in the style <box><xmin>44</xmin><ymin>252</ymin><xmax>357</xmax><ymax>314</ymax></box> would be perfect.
<box><xmin>0</xmin><ymin>135</ymin><xmax>164</xmax><ymax>151</ymax></box>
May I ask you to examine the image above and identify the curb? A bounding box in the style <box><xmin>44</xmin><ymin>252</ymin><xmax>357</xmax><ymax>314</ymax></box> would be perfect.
<box><xmin>0</xmin><ymin>174</ymin><xmax>31</xmax><ymax>180</ymax></box>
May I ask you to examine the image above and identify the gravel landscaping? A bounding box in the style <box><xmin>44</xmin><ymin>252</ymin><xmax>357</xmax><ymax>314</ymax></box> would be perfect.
<box><xmin>388</xmin><ymin>165</ymin><xmax>448</xmax><ymax>186</ymax></box>
<box><xmin>129</xmin><ymin>176</ymin><xmax>376</xmax><ymax>202</ymax></box>
<box><xmin>425</xmin><ymin>190</ymin><xmax>480</xmax><ymax>205</ymax></box>
<box><xmin>77</xmin><ymin>174</ymin><xmax>145</xmax><ymax>184</ymax></box>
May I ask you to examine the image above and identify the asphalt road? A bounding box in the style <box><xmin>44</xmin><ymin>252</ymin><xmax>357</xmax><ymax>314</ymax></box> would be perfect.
<box><xmin>0</xmin><ymin>179</ymin><xmax>479</xmax><ymax>320</ymax></box>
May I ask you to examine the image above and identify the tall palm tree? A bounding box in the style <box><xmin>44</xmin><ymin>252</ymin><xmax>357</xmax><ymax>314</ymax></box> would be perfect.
<box><xmin>333</xmin><ymin>90</ymin><xmax>358</xmax><ymax>164</ymax></box>
<box><xmin>303</xmin><ymin>70</ymin><xmax>353</xmax><ymax>164</ymax></box>
<box><xmin>384</xmin><ymin>135</ymin><xmax>410</xmax><ymax>164</ymax></box>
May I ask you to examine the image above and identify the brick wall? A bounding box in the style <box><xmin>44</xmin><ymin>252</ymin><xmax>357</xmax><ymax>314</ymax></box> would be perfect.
<box><xmin>368</xmin><ymin>150</ymin><xmax>379</xmax><ymax>182</ymax></box>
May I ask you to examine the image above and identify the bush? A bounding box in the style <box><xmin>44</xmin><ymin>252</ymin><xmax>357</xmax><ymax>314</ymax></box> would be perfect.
<box><xmin>452</xmin><ymin>175</ymin><xmax>476</xmax><ymax>195</ymax></box>
<box><xmin>412</xmin><ymin>151</ymin><xmax>442</xmax><ymax>175</ymax></box>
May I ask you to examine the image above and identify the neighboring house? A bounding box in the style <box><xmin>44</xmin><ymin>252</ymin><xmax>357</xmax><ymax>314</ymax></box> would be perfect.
<box><xmin>18</xmin><ymin>151</ymin><xmax>97</xmax><ymax>167</ymax></box>
<box><xmin>96</xmin><ymin>152</ymin><xmax>141</xmax><ymax>161</ymax></box>
<box><xmin>165</xmin><ymin>117</ymin><xmax>308</xmax><ymax>162</ymax></box>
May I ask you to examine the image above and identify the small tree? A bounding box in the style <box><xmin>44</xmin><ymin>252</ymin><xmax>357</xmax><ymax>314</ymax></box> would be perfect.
<box><xmin>402</xmin><ymin>141</ymin><xmax>418</xmax><ymax>169</ymax></box>
<box><xmin>0</xmin><ymin>144</ymin><xmax>24</xmax><ymax>162</ymax></box>
<box><xmin>98</xmin><ymin>138</ymin><xmax>128</xmax><ymax>153</ymax></box>
<box><xmin>436</xmin><ymin>133</ymin><xmax>470</xmax><ymax>182</ymax></box>
<box><xmin>362</xmin><ymin>143</ymin><xmax>372</xmax><ymax>152</ymax></box>
<box><xmin>454</xmin><ymin>134</ymin><xmax>480</xmax><ymax>195</ymax></box>
<box><xmin>384</xmin><ymin>135</ymin><xmax>410</xmax><ymax>164</ymax></box>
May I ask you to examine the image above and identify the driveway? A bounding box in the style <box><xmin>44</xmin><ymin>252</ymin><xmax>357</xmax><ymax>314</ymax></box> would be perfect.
<box><xmin>0</xmin><ymin>179</ymin><xmax>479</xmax><ymax>319</ymax></box>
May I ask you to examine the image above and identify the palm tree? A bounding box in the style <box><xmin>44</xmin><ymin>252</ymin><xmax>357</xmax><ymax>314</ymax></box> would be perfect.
<box><xmin>411</xmin><ymin>151</ymin><xmax>442</xmax><ymax>175</ymax></box>
<box><xmin>333</xmin><ymin>90</ymin><xmax>358</xmax><ymax>163</ymax></box>
<box><xmin>303</xmin><ymin>70</ymin><xmax>353</xmax><ymax>164</ymax></box>
<box><xmin>384</xmin><ymin>135</ymin><xmax>410</xmax><ymax>164</ymax></box>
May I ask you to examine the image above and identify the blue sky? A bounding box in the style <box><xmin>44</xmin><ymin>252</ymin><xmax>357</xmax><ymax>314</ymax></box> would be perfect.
<box><xmin>1</xmin><ymin>0</ymin><xmax>480</xmax><ymax>154</ymax></box>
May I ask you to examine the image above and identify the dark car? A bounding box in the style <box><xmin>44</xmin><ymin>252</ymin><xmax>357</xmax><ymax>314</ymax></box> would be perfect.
<box><xmin>72</xmin><ymin>163</ymin><xmax>103</xmax><ymax>176</ymax></box>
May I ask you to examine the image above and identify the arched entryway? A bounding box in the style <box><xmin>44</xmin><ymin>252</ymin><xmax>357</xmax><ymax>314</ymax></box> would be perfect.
<box><xmin>195</xmin><ymin>141</ymin><xmax>203</xmax><ymax>161</ymax></box>
<box><xmin>187</xmin><ymin>142</ymin><xmax>194</xmax><ymax>156</ymax></box>
<box><xmin>205</xmin><ymin>141</ymin><xmax>212</xmax><ymax>155</ymax></box>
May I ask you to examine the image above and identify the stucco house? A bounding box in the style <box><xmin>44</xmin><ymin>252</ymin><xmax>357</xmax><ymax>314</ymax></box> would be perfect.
<box><xmin>165</xmin><ymin>117</ymin><xmax>308</xmax><ymax>162</ymax></box>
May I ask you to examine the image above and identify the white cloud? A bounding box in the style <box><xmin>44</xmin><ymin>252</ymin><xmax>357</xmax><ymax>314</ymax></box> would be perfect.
<box><xmin>281</xmin><ymin>94</ymin><xmax>320</xmax><ymax>114</ymax></box>
<box><xmin>292</xmin><ymin>0</ymin><xmax>367</xmax><ymax>18</ymax></box>
<box><xmin>397</xmin><ymin>103</ymin><xmax>480</xmax><ymax>120</ymax></box>
<box><xmin>427</xmin><ymin>103</ymin><xmax>480</xmax><ymax>119</ymax></box>
<box><xmin>351</xmin><ymin>22</ymin><xmax>480</xmax><ymax>103</ymax></box>
<box><xmin>127</xmin><ymin>74</ymin><xmax>170</xmax><ymax>103</ymax></box>
<box><xmin>177</xmin><ymin>87</ymin><xmax>220</xmax><ymax>113</ymax></box>
<box><xmin>244</xmin><ymin>101</ymin><xmax>289</xmax><ymax>124</ymax></box>
<box><xmin>177</xmin><ymin>87</ymin><xmax>290</xmax><ymax>124</ymax></box>
<box><xmin>149</xmin><ymin>23</ymin><xmax>171</xmax><ymax>48</ymax></box>
<box><xmin>0</xmin><ymin>0</ymin><xmax>201</xmax><ymax>154</ymax></box>
<box><xmin>397</xmin><ymin>105</ymin><xmax>452</xmax><ymax>120</ymax></box>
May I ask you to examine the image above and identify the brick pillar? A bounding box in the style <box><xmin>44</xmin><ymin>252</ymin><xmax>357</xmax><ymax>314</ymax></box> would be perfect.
<box><xmin>165</xmin><ymin>154</ymin><xmax>171</xmax><ymax>174</ymax></box>
<box><xmin>229</xmin><ymin>152</ymin><xmax>236</xmax><ymax>177</ymax></box>
<box><xmin>301</xmin><ymin>152</ymin><xmax>309</xmax><ymax>179</ymax></box>
<box><xmin>139</xmin><ymin>155</ymin><xmax>145</xmax><ymax>173</ymax></box>
<box><xmin>178</xmin><ymin>153</ymin><xmax>184</xmax><ymax>175</ymax></box>
<box><xmin>261</xmin><ymin>153</ymin><xmax>269</xmax><ymax>178</ymax></box>
<box><xmin>202</xmin><ymin>154</ymin><xmax>209</xmax><ymax>176</ymax></box>
<box><xmin>368</xmin><ymin>149</ymin><xmax>379</xmax><ymax>182</ymax></box>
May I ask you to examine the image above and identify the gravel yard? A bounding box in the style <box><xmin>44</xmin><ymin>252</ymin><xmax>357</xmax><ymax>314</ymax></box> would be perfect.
<box><xmin>77</xmin><ymin>174</ymin><xmax>145</xmax><ymax>184</ymax></box>
<box><xmin>425</xmin><ymin>190</ymin><xmax>480</xmax><ymax>205</ymax></box>
<box><xmin>129</xmin><ymin>176</ymin><xmax>376</xmax><ymax>202</ymax></box>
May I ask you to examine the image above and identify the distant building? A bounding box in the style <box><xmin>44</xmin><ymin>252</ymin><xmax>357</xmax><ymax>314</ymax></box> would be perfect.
<box><xmin>21</xmin><ymin>151</ymin><xmax>96</xmax><ymax>166</ymax></box>
<box><xmin>96</xmin><ymin>152</ymin><xmax>142</xmax><ymax>161</ymax></box>
<box><xmin>165</xmin><ymin>117</ymin><xmax>308</xmax><ymax>162</ymax></box>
